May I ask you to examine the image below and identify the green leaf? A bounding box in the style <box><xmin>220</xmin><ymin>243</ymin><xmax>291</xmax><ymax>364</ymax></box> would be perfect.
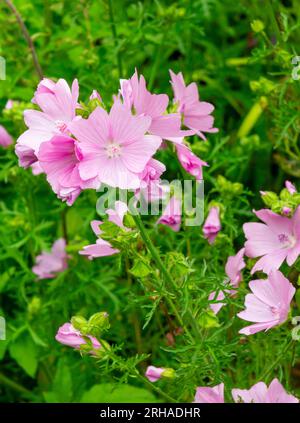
<box><xmin>43</xmin><ymin>358</ymin><xmax>73</xmax><ymax>402</ymax></box>
<box><xmin>9</xmin><ymin>331</ymin><xmax>38</xmax><ymax>377</ymax></box>
<box><xmin>80</xmin><ymin>383</ymin><xmax>157</xmax><ymax>403</ymax></box>
<box><xmin>130</xmin><ymin>258</ymin><xmax>152</xmax><ymax>278</ymax></box>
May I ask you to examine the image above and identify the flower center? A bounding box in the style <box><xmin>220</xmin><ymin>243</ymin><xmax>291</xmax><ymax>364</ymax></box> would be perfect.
<box><xmin>55</xmin><ymin>120</ymin><xmax>68</xmax><ymax>133</ymax></box>
<box><xmin>278</xmin><ymin>233</ymin><xmax>296</xmax><ymax>248</ymax></box>
<box><xmin>106</xmin><ymin>142</ymin><xmax>122</xmax><ymax>158</ymax></box>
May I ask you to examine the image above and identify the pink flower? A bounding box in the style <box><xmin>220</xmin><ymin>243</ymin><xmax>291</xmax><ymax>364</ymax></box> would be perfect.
<box><xmin>90</xmin><ymin>89</ymin><xmax>102</xmax><ymax>102</ymax></box>
<box><xmin>79</xmin><ymin>201</ymin><xmax>128</xmax><ymax>260</ymax></box>
<box><xmin>145</xmin><ymin>366</ymin><xmax>165</xmax><ymax>382</ymax></box>
<box><xmin>194</xmin><ymin>383</ymin><xmax>224</xmax><ymax>403</ymax></box>
<box><xmin>209</xmin><ymin>248</ymin><xmax>245</xmax><ymax>314</ymax></box>
<box><xmin>137</xmin><ymin>158</ymin><xmax>167</xmax><ymax>203</ymax></box>
<box><xmin>243</xmin><ymin>207</ymin><xmax>300</xmax><ymax>274</ymax></box>
<box><xmin>203</xmin><ymin>206</ymin><xmax>221</xmax><ymax>244</ymax></box>
<box><xmin>55</xmin><ymin>323</ymin><xmax>101</xmax><ymax>352</ymax></box>
<box><xmin>0</xmin><ymin>125</ymin><xmax>13</xmax><ymax>147</ymax></box>
<box><xmin>120</xmin><ymin>70</ymin><xmax>191</xmax><ymax>138</ymax></box>
<box><xmin>232</xmin><ymin>378</ymin><xmax>299</xmax><ymax>403</ymax></box>
<box><xmin>5</xmin><ymin>99</ymin><xmax>15</xmax><ymax>109</ymax></box>
<box><xmin>16</xmin><ymin>78</ymin><xmax>79</xmax><ymax>167</ymax></box>
<box><xmin>31</xmin><ymin>162</ymin><xmax>44</xmax><ymax>175</ymax></box>
<box><xmin>157</xmin><ymin>196</ymin><xmax>182</xmax><ymax>232</ymax></box>
<box><xmin>69</xmin><ymin>101</ymin><xmax>161</xmax><ymax>189</ymax></box>
<box><xmin>238</xmin><ymin>270</ymin><xmax>295</xmax><ymax>335</ymax></box>
<box><xmin>38</xmin><ymin>134</ymin><xmax>99</xmax><ymax>205</ymax></box>
<box><xmin>285</xmin><ymin>180</ymin><xmax>297</xmax><ymax>194</ymax></box>
<box><xmin>176</xmin><ymin>143</ymin><xmax>208</xmax><ymax>180</ymax></box>
<box><xmin>169</xmin><ymin>70</ymin><xmax>218</xmax><ymax>139</ymax></box>
<box><xmin>32</xmin><ymin>238</ymin><xmax>68</xmax><ymax>279</ymax></box>
<box><xmin>282</xmin><ymin>206</ymin><xmax>291</xmax><ymax>216</ymax></box>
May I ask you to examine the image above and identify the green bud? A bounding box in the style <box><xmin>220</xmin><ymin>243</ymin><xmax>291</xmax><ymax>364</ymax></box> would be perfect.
<box><xmin>260</xmin><ymin>191</ymin><xmax>278</xmax><ymax>207</ymax></box>
<box><xmin>251</xmin><ymin>19</ymin><xmax>265</xmax><ymax>33</ymax></box>
<box><xmin>71</xmin><ymin>315</ymin><xmax>88</xmax><ymax>332</ymax></box>
<box><xmin>280</xmin><ymin>188</ymin><xmax>292</xmax><ymax>201</ymax></box>
<box><xmin>198</xmin><ymin>310</ymin><xmax>220</xmax><ymax>328</ymax></box>
<box><xmin>87</xmin><ymin>312</ymin><xmax>110</xmax><ymax>337</ymax></box>
<box><xmin>28</xmin><ymin>296</ymin><xmax>41</xmax><ymax>316</ymax></box>
<box><xmin>162</xmin><ymin>368</ymin><xmax>175</xmax><ymax>379</ymax></box>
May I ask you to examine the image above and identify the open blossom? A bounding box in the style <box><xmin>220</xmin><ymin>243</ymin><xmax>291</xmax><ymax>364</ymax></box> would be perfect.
<box><xmin>176</xmin><ymin>143</ymin><xmax>208</xmax><ymax>180</ymax></box>
<box><xmin>120</xmin><ymin>70</ymin><xmax>192</xmax><ymax>139</ymax></box>
<box><xmin>194</xmin><ymin>383</ymin><xmax>224</xmax><ymax>403</ymax></box>
<box><xmin>169</xmin><ymin>70</ymin><xmax>218</xmax><ymax>139</ymax></box>
<box><xmin>32</xmin><ymin>238</ymin><xmax>68</xmax><ymax>279</ymax></box>
<box><xmin>203</xmin><ymin>206</ymin><xmax>221</xmax><ymax>244</ymax></box>
<box><xmin>285</xmin><ymin>180</ymin><xmax>297</xmax><ymax>194</ymax></box>
<box><xmin>137</xmin><ymin>158</ymin><xmax>168</xmax><ymax>203</ymax></box>
<box><xmin>238</xmin><ymin>270</ymin><xmax>295</xmax><ymax>335</ymax></box>
<box><xmin>55</xmin><ymin>323</ymin><xmax>101</xmax><ymax>352</ymax></box>
<box><xmin>209</xmin><ymin>248</ymin><xmax>245</xmax><ymax>314</ymax></box>
<box><xmin>79</xmin><ymin>201</ymin><xmax>128</xmax><ymax>260</ymax></box>
<box><xmin>38</xmin><ymin>135</ymin><xmax>99</xmax><ymax>205</ymax></box>
<box><xmin>157</xmin><ymin>196</ymin><xmax>182</xmax><ymax>232</ymax></box>
<box><xmin>0</xmin><ymin>125</ymin><xmax>13</xmax><ymax>147</ymax></box>
<box><xmin>232</xmin><ymin>379</ymin><xmax>299</xmax><ymax>403</ymax></box>
<box><xmin>16</xmin><ymin>78</ymin><xmax>79</xmax><ymax>167</ymax></box>
<box><xmin>145</xmin><ymin>366</ymin><xmax>165</xmax><ymax>383</ymax></box>
<box><xmin>69</xmin><ymin>101</ymin><xmax>161</xmax><ymax>189</ymax></box>
<box><xmin>243</xmin><ymin>207</ymin><xmax>300</xmax><ymax>274</ymax></box>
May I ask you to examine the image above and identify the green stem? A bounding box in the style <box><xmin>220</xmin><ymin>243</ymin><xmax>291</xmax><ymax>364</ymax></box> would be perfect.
<box><xmin>132</xmin><ymin>213</ymin><xmax>197</xmax><ymax>343</ymax></box>
<box><xmin>259</xmin><ymin>338</ymin><xmax>293</xmax><ymax>380</ymax></box>
<box><xmin>107</xmin><ymin>0</ymin><xmax>123</xmax><ymax>77</ymax></box>
<box><xmin>0</xmin><ymin>372</ymin><xmax>34</xmax><ymax>398</ymax></box>
<box><xmin>137</xmin><ymin>374</ymin><xmax>178</xmax><ymax>403</ymax></box>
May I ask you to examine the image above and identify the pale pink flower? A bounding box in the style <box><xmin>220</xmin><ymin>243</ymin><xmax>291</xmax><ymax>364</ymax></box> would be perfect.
<box><xmin>157</xmin><ymin>196</ymin><xmax>182</xmax><ymax>232</ymax></box>
<box><xmin>285</xmin><ymin>180</ymin><xmax>297</xmax><ymax>194</ymax></box>
<box><xmin>145</xmin><ymin>366</ymin><xmax>165</xmax><ymax>383</ymax></box>
<box><xmin>55</xmin><ymin>323</ymin><xmax>101</xmax><ymax>352</ymax></box>
<box><xmin>32</xmin><ymin>238</ymin><xmax>68</xmax><ymax>279</ymax></box>
<box><xmin>176</xmin><ymin>143</ymin><xmax>208</xmax><ymax>180</ymax></box>
<box><xmin>169</xmin><ymin>70</ymin><xmax>218</xmax><ymax>139</ymax></box>
<box><xmin>203</xmin><ymin>206</ymin><xmax>221</xmax><ymax>244</ymax></box>
<box><xmin>232</xmin><ymin>378</ymin><xmax>299</xmax><ymax>403</ymax></box>
<box><xmin>0</xmin><ymin>125</ymin><xmax>13</xmax><ymax>147</ymax></box>
<box><xmin>209</xmin><ymin>248</ymin><xmax>245</xmax><ymax>314</ymax></box>
<box><xmin>16</xmin><ymin>78</ymin><xmax>79</xmax><ymax>167</ymax></box>
<box><xmin>238</xmin><ymin>270</ymin><xmax>295</xmax><ymax>335</ymax></box>
<box><xmin>120</xmin><ymin>70</ymin><xmax>192</xmax><ymax>138</ymax></box>
<box><xmin>243</xmin><ymin>207</ymin><xmax>300</xmax><ymax>274</ymax></box>
<box><xmin>5</xmin><ymin>99</ymin><xmax>15</xmax><ymax>109</ymax></box>
<box><xmin>194</xmin><ymin>383</ymin><xmax>224</xmax><ymax>403</ymax></box>
<box><xmin>69</xmin><ymin>101</ymin><xmax>161</xmax><ymax>189</ymax></box>
<box><xmin>90</xmin><ymin>90</ymin><xmax>102</xmax><ymax>102</ymax></box>
<box><xmin>79</xmin><ymin>201</ymin><xmax>128</xmax><ymax>260</ymax></box>
<box><xmin>38</xmin><ymin>134</ymin><xmax>99</xmax><ymax>205</ymax></box>
<box><xmin>137</xmin><ymin>158</ymin><xmax>167</xmax><ymax>203</ymax></box>
<box><xmin>282</xmin><ymin>206</ymin><xmax>291</xmax><ymax>216</ymax></box>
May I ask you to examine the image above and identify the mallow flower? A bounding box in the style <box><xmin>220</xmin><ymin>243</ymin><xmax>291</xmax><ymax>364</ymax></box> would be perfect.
<box><xmin>38</xmin><ymin>134</ymin><xmax>99</xmax><ymax>206</ymax></box>
<box><xmin>55</xmin><ymin>322</ymin><xmax>101</xmax><ymax>352</ymax></box>
<box><xmin>176</xmin><ymin>143</ymin><xmax>208</xmax><ymax>180</ymax></box>
<box><xmin>194</xmin><ymin>383</ymin><xmax>224</xmax><ymax>403</ymax></box>
<box><xmin>145</xmin><ymin>366</ymin><xmax>165</xmax><ymax>383</ymax></box>
<box><xmin>157</xmin><ymin>196</ymin><xmax>182</xmax><ymax>232</ymax></box>
<box><xmin>120</xmin><ymin>70</ymin><xmax>191</xmax><ymax>139</ymax></box>
<box><xmin>79</xmin><ymin>201</ymin><xmax>128</xmax><ymax>260</ymax></box>
<box><xmin>0</xmin><ymin>125</ymin><xmax>13</xmax><ymax>147</ymax></box>
<box><xmin>237</xmin><ymin>270</ymin><xmax>295</xmax><ymax>335</ymax></box>
<box><xmin>32</xmin><ymin>238</ymin><xmax>68</xmax><ymax>279</ymax></box>
<box><xmin>232</xmin><ymin>378</ymin><xmax>299</xmax><ymax>403</ymax></box>
<box><xmin>169</xmin><ymin>70</ymin><xmax>218</xmax><ymax>139</ymax></box>
<box><xmin>209</xmin><ymin>248</ymin><xmax>245</xmax><ymax>314</ymax></box>
<box><xmin>243</xmin><ymin>207</ymin><xmax>300</xmax><ymax>274</ymax></box>
<box><xmin>16</xmin><ymin>78</ymin><xmax>79</xmax><ymax>167</ymax></box>
<box><xmin>203</xmin><ymin>206</ymin><xmax>221</xmax><ymax>244</ymax></box>
<box><xmin>68</xmin><ymin>101</ymin><xmax>161</xmax><ymax>190</ymax></box>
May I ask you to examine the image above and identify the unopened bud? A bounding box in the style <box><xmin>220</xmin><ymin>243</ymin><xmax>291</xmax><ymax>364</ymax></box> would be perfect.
<box><xmin>260</xmin><ymin>191</ymin><xmax>278</xmax><ymax>207</ymax></box>
<box><xmin>71</xmin><ymin>315</ymin><xmax>88</xmax><ymax>332</ymax></box>
<box><xmin>162</xmin><ymin>368</ymin><xmax>175</xmax><ymax>379</ymax></box>
<box><xmin>87</xmin><ymin>312</ymin><xmax>110</xmax><ymax>337</ymax></box>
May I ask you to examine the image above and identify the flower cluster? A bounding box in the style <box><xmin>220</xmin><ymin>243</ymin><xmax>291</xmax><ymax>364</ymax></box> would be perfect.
<box><xmin>15</xmin><ymin>71</ymin><xmax>217</xmax><ymax>206</ymax></box>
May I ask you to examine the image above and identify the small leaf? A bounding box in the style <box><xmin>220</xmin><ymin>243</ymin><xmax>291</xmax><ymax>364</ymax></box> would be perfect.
<box><xmin>9</xmin><ymin>331</ymin><xmax>38</xmax><ymax>377</ymax></box>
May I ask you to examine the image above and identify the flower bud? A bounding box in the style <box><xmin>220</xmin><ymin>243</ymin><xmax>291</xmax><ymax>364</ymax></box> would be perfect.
<box><xmin>123</xmin><ymin>213</ymin><xmax>136</xmax><ymax>229</ymax></box>
<box><xmin>161</xmin><ymin>368</ymin><xmax>175</xmax><ymax>379</ymax></box>
<box><xmin>71</xmin><ymin>315</ymin><xmax>88</xmax><ymax>332</ymax></box>
<box><xmin>251</xmin><ymin>20</ymin><xmax>265</xmax><ymax>33</ymax></box>
<box><xmin>87</xmin><ymin>312</ymin><xmax>110</xmax><ymax>337</ymax></box>
<box><xmin>260</xmin><ymin>191</ymin><xmax>278</xmax><ymax>207</ymax></box>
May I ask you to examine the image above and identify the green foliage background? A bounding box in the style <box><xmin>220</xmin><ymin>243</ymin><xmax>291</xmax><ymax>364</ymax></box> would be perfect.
<box><xmin>0</xmin><ymin>0</ymin><xmax>300</xmax><ymax>403</ymax></box>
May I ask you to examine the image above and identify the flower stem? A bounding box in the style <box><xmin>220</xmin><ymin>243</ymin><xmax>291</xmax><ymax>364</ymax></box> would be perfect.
<box><xmin>132</xmin><ymin>212</ymin><xmax>197</xmax><ymax>343</ymax></box>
